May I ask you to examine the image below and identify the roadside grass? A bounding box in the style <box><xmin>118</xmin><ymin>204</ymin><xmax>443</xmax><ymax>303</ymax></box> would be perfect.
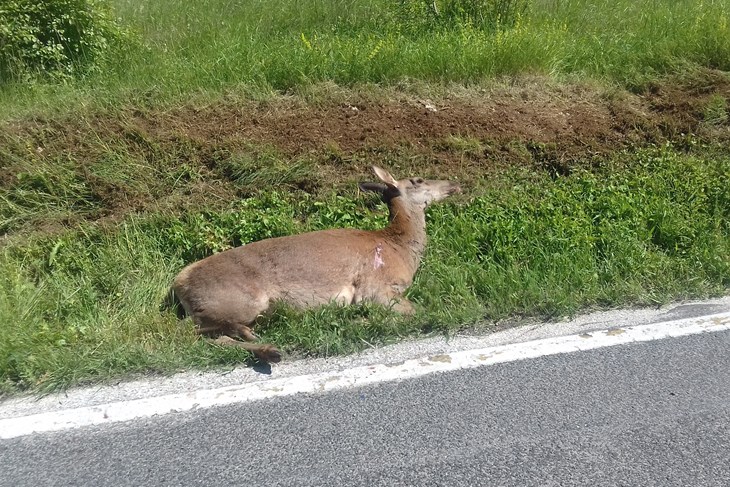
<box><xmin>2</xmin><ymin>0</ymin><xmax>730</xmax><ymax>117</ymax></box>
<box><xmin>2</xmin><ymin>0</ymin><xmax>730</xmax><ymax>396</ymax></box>
<box><xmin>1</xmin><ymin>144</ymin><xmax>728</xmax><ymax>395</ymax></box>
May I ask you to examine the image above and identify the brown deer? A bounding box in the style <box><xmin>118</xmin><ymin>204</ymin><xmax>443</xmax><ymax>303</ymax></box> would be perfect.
<box><xmin>172</xmin><ymin>166</ymin><xmax>461</xmax><ymax>363</ymax></box>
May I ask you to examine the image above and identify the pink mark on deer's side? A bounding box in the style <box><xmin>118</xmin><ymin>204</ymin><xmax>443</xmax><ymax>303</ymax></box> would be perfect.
<box><xmin>373</xmin><ymin>243</ymin><xmax>385</xmax><ymax>269</ymax></box>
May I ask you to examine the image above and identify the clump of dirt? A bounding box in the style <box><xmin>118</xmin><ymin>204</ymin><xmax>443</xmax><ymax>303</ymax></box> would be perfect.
<box><xmin>642</xmin><ymin>69</ymin><xmax>730</xmax><ymax>136</ymax></box>
<box><xmin>111</xmin><ymin>71</ymin><xmax>729</xmax><ymax>162</ymax></box>
<box><xmin>2</xmin><ymin>70</ymin><xmax>729</xmax><ymax>236</ymax></box>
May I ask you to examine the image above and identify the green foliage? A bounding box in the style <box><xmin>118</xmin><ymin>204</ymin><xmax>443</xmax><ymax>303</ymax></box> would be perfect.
<box><xmin>417</xmin><ymin>146</ymin><xmax>730</xmax><ymax>317</ymax></box>
<box><xmin>2</xmin><ymin>0</ymin><xmax>730</xmax><ymax>115</ymax></box>
<box><xmin>0</xmin><ymin>0</ymin><xmax>127</xmax><ymax>81</ymax></box>
<box><xmin>393</xmin><ymin>0</ymin><xmax>529</xmax><ymax>34</ymax></box>
<box><xmin>702</xmin><ymin>94</ymin><xmax>728</xmax><ymax>127</ymax></box>
<box><xmin>0</xmin><ymin>154</ymin><xmax>99</xmax><ymax>233</ymax></box>
<box><xmin>180</xmin><ymin>0</ymin><xmax>727</xmax><ymax>88</ymax></box>
<box><xmin>162</xmin><ymin>191</ymin><xmax>388</xmax><ymax>263</ymax></box>
<box><xmin>1</xmin><ymin>145</ymin><xmax>729</xmax><ymax>394</ymax></box>
<box><xmin>165</xmin><ymin>193</ymin><xmax>298</xmax><ymax>261</ymax></box>
<box><xmin>303</xmin><ymin>193</ymin><xmax>387</xmax><ymax>231</ymax></box>
<box><xmin>2</xmin><ymin>0</ymin><xmax>730</xmax><ymax>396</ymax></box>
<box><xmin>259</xmin><ymin>301</ymin><xmax>408</xmax><ymax>357</ymax></box>
<box><xmin>218</xmin><ymin>150</ymin><xmax>315</xmax><ymax>192</ymax></box>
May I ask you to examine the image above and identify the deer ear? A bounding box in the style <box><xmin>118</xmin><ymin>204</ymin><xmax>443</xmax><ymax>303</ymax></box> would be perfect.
<box><xmin>372</xmin><ymin>166</ymin><xmax>399</xmax><ymax>188</ymax></box>
<box><xmin>359</xmin><ymin>182</ymin><xmax>388</xmax><ymax>194</ymax></box>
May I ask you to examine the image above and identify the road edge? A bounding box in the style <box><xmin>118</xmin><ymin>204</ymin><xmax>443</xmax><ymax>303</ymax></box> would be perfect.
<box><xmin>2</xmin><ymin>310</ymin><xmax>729</xmax><ymax>440</ymax></box>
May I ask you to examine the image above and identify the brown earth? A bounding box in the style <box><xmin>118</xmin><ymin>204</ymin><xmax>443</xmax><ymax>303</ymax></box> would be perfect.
<box><xmin>1</xmin><ymin>71</ymin><xmax>729</xmax><ymax>236</ymax></box>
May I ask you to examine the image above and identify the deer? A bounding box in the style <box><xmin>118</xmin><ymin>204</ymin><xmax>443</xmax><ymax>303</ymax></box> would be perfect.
<box><xmin>172</xmin><ymin>166</ymin><xmax>461</xmax><ymax>363</ymax></box>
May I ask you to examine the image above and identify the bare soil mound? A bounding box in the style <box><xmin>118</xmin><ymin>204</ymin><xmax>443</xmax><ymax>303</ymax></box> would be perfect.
<box><xmin>2</xmin><ymin>71</ymin><xmax>729</xmax><ymax>233</ymax></box>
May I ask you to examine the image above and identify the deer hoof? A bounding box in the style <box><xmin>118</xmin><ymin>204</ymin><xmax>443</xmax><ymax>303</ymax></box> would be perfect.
<box><xmin>393</xmin><ymin>299</ymin><xmax>416</xmax><ymax>315</ymax></box>
<box><xmin>258</xmin><ymin>346</ymin><xmax>282</xmax><ymax>364</ymax></box>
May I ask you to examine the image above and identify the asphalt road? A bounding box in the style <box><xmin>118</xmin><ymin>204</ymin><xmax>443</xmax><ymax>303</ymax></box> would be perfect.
<box><xmin>2</xmin><ymin>329</ymin><xmax>729</xmax><ymax>487</ymax></box>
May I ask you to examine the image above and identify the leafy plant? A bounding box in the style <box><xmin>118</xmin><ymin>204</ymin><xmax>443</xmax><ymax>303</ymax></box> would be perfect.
<box><xmin>0</xmin><ymin>0</ymin><xmax>128</xmax><ymax>81</ymax></box>
<box><xmin>165</xmin><ymin>193</ymin><xmax>298</xmax><ymax>262</ymax></box>
<box><xmin>2</xmin><ymin>145</ymin><xmax>730</xmax><ymax>394</ymax></box>
<box><xmin>393</xmin><ymin>0</ymin><xmax>530</xmax><ymax>34</ymax></box>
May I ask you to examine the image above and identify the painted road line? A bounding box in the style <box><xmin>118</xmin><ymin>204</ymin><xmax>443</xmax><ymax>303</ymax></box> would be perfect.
<box><xmin>2</xmin><ymin>312</ymin><xmax>730</xmax><ymax>440</ymax></box>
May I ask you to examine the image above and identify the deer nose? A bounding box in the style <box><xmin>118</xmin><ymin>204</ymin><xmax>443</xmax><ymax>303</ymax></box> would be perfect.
<box><xmin>450</xmin><ymin>184</ymin><xmax>462</xmax><ymax>194</ymax></box>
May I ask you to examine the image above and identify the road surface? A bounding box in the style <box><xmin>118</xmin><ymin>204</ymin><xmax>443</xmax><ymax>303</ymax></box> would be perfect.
<box><xmin>1</xmin><ymin>301</ymin><xmax>730</xmax><ymax>486</ymax></box>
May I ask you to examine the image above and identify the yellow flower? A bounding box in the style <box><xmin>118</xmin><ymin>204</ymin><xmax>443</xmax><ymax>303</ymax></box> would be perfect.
<box><xmin>300</xmin><ymin>32</ymin><xmax>313</xmax><ymax>51</ymax></box>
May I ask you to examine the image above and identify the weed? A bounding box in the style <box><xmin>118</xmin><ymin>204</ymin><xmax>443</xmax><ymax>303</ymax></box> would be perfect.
<box><xmin>0</xmin><ymin>0</ymin><xmax>130</xmax><ymax>81</ymax></box>
<box><xmin>218</xmin><ymin>150</ymin><xmax>315</xmax><ymax>193</ymax></box>
<box><xmin>437</xmin><ymin>135</ymin><xmax>484</xmax><ymax>156</ymax></box>
<box><xmin>1</xmin><ymin>146</ymin><xmax>728</xmax><ymax>394</ymax></box>
<box><xmin>2</xmin><ymin>1</ymin><xmax>730</xmax><ymax>116</ymax></box>
<box><xmin>2</xmin><ymin>0</ymin><xmax>730</xmax><ymax>395</ymax></box>
<box><xmin>392</xmin><ymin>0</ymin><xmax>529</xmax><ymax>35</ymax></box>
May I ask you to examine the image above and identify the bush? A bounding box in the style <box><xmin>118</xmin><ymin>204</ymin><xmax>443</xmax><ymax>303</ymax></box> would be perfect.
<box><xmin>394</xmin><ymin>0</ymin><xmax>530</xmax><ymax>34</ymax></box>
<box><xmin>0</xmin><ymin>0</ymin><xmax>126</xmax><ymax>81</ymax></box>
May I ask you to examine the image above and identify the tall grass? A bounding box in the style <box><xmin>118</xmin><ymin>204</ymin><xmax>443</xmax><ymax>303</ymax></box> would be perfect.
<box><xmin>2</xmin><ymin>0</ymin><xmax>729</xmax><ymax>116</ymax></box>
<box><xmin>2</xmin><ymin>145</ymin><xmax>728</xmax><ymax>394</ymax></box>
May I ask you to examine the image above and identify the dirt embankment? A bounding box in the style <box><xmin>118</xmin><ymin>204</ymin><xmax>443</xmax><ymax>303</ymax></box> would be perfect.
<box><xmin>2</xmin><ymin>71</ymin><xmax>729</xmax><ymax>233</ymax></box>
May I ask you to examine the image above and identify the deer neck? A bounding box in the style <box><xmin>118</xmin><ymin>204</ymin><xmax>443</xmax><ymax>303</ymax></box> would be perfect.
<box><xmin>382</xmin><ymin>196</ymin><xmax>428</xmax><ymax>270</ymax></box>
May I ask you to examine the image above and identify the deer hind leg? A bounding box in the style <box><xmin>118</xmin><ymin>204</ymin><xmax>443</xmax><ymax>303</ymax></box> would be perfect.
<box><xmin>210</xmin><ymin>335</ymin><xmax>282</xmax><ymax>364</ymax></box>
<box><xmin>191</xmin><ymin>295</ymin><xmax>281</xmax><ymax>363</ymax></box>
<box><xmin>370</xmin><ymin>284</ymin><xmax>417</xmax><ymax>315</ymax></box>
<box><xmin>233</xmin><ymin>323</ymin><xmax>259</xmax><ymax>341</ymax></box>
<box><xmin>390</xmin><ymin>298</ymin><xmax>416</xmax><ymax>315</ymax></box>
<box><xmin>367</xmin><ymin>294</ymin><xmax>416</xmax><ymax>315</ymax></box>
<box><xmin>226</xmin><ymin>321</ymin><xmax>282</xmax><ymax>363</ymax></box>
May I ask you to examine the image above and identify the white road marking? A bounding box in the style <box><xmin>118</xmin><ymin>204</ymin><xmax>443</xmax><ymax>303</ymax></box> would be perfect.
<box><xmin>2</xmin><ymin>312</ymin><xmax>729</xmax><ymax>440</ymax></box>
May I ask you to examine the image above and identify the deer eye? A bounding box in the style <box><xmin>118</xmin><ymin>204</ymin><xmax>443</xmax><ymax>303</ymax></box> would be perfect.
<box><xmin>411</xmin><ymin>178</ymin><xmax>424</xmax><ymax>185</ymax></box>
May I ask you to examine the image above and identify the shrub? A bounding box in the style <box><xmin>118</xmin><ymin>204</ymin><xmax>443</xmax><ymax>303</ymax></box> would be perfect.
<box><xmin>0</xmin><ymin>0</ymin><xmax>126</xmax><ymax>81</ymax></box>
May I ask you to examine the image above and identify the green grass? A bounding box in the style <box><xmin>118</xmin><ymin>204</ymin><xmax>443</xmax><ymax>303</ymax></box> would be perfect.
<box><xmin>2</xmin><ymin>0</ymin><xmax>730</xmax><ymax>117</ymax></box>
<box><xmin>2</xmin><ymin>0</ymin><xmax>730</xmax><ymax>394</ymax></box>
<box><xmin>2</xmin><ymin>144</ymin><xmax>729</xmax><ymax>394</ymax></box>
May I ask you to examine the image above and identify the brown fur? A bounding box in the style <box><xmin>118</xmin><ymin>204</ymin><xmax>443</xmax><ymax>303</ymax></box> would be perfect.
<box><xmin>172</xmin><ymin>166</ymin><xmax>461</xmax><ymax>362</ymax></box>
